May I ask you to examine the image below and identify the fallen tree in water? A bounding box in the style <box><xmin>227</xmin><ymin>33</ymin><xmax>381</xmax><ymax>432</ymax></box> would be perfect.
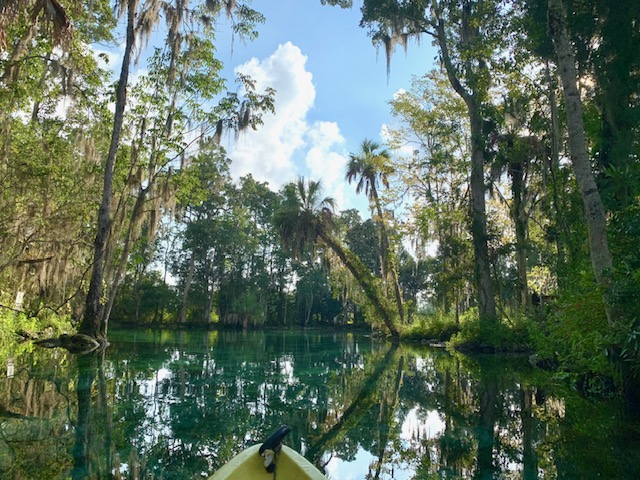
<box><xmin>34</xmin><ymin>333</ymin><xmax>104</xmax><ymax>355</ymax></box>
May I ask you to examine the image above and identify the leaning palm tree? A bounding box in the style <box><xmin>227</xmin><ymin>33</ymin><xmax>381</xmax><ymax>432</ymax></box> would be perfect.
<box><xmin>274</xmin><ymin>177</ymin><xmax>399</xmax><ymax>337</ymax></box>
<box><xmin>347</xmin><ymin>139</ymin><xmax>404</xmax><ymax>323</ymax></box>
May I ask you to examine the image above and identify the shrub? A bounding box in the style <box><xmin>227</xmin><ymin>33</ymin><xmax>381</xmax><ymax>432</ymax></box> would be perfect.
<box><xmin>0</xmin><ymin>308</ymin><xmax>72</xmax><ymax>338</ymax></box>
<box><xmin>402</xmin><ymin>310</ymin><xmax>460</xmax><ymax>342</ymax></box>
<box><xmin>449</xmin><ymin>310</ymin><xmax>532</xmax><ymax>353</ymax></box>
<box><xmin>0</xmin><ymin>307</ymin><xmax>73</xmax><ymax>364</ymax></box>
<box><xmin>529</xmin><ymin>271</ymin><xmax>615</xmax><ymax>390</ymax></box>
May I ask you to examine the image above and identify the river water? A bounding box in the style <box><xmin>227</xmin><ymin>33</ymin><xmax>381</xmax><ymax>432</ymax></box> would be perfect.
<box><xmin>1</xmin><ymin>328</ymin><xmax>639</xmax><ymax>479</ymax></box>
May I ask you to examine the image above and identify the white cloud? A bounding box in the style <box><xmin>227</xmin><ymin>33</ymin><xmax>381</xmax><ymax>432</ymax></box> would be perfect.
<box><xmin>227</xmin><ymin>42</ymin><xmax>350</xmax><ymax>210</ymax></box>
<box><xmin>305</xmin><ymin>120</ymin><xmax>348</xmax><ymax>207</ymax></box>
<box><xmin>228</xmin><ymin>42</ymin><xmax>315</xmax><ymax>187</ymax></box>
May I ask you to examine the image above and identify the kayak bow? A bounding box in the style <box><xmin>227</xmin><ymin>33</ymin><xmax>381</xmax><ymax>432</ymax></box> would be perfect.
<box><xmin>209</xmin><ymin>425</ymin><xmax>327</xmax><ymax>480</ymax></box>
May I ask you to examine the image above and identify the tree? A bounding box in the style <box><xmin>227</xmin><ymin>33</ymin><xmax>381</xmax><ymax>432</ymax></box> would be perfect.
<box><xmin>101</xmin><ymin>26</ymin><xmax>271</xmax><ymax>328</ymax></box>
<box><xmin>346</xmin><ymin>218</ymin><xmax>382</xmax><ymax>275</ymax></box>
<box><xmin>347</xmin><ymin>139</ymin><xmax>405</xmax><ymax>322</ymax></box>
<box><xmin>274</xmin><ymin>178</ymin><xmax>399</xmax><ymax>336</ymax></box>
<box><xmin>81</xmin><ymin>0</ymin><xmax>140</xmax><ymax>342</ymax></box>
<box><xmin>172</xmin><ymin>148</ymin><xmax>231</xmax><ymax>324</ymax></box>
<box><xmin>354</xmin><ymin>0</ymin><xmax>503</xmax><ymax>325</ymax></box>
<box><xmin>387</xmin><ymin>71</ymin><xmax>473</xmax><ymax>321</ymax></box>
<box><xmin>549</xmin><ymin>0</ymin><xmax>640</xmax><ymax>212</ymax></box>
<box><xmin>0</xmin><ymin>0</ymin><xmax>73</xmax><ymax>84</ymax></box>
<box><xmin>0</xmin><ymin>0</ymin><xmax>113</xmax><ymax>315</ymax></box>
<box><xmin>487</xmin><ymin>80</ymin><xmax>548</xmax><ymax>311</ymax></box>
<box><xmin>81</xmin><ymin>1</ymin><xmax>273</xmax><ymax>341</ymax></box>
<box><xmin>233</xmin><ymin>175</ymin><xmax>290</xmax><ymax>325</ymax></box>
<box><xmin>334</xmin><ymin>210</ymin><xmax>380</xmax><ymax>326</ymax></box>
<box><xmin>547</xmin><ymin>0</ymin><xmax>616</xmax><ymax>325</ymax></box>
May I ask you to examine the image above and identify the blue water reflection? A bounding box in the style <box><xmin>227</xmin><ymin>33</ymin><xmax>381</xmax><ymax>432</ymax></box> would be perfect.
<box><xmin>1</xmin><ymin>328</ymin><xmax>639</xmax><ymax>479</ymax></box>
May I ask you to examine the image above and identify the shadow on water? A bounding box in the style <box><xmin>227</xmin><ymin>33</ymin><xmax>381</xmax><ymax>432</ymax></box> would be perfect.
<box><xmin>2</xmin><ymin>328</ymin><xmax>640</xmax><ymax>479</ymax></box>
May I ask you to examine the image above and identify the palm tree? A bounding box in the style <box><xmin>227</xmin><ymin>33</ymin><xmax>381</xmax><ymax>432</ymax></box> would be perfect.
<box><xmin>346</xmin><ymin>139</ymin><xmax>405</xmax><ymax>323</ymax></box>
<box><xmin>274</xmin><ymin>177</ymin><xmax>399</xmax><ymax>337</ymax></box>
<box><xmin>275</xmin><ymin>178</ymin><xmax>335</xmax><ymax>260</ymax></box>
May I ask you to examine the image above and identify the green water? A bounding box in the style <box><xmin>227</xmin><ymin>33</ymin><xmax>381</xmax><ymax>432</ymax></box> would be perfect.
<box><xmin>1</xmin><ymin>328</ymin><xmax>639</xmax><ymax>479</ymax></box>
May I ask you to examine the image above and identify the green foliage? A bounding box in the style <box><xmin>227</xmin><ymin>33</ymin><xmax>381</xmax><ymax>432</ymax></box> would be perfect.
<box><xmin>0</xmin><ymin>307</ymin><xmax>73</xmax><ymax>364</ymax></box>
<box><xmin>401</xmin><ymin>306</ymin><xmax>533</xmax><ymax>352</ymax></box>
<box><xmin>294</xmin><ymin>263</ymin><xmax>342</xmax><ymax>326</ymax></box>
<box><xmin>449</xmin><ymin>308</ymin><xmax>532</xmax><ymax>352</ymax></box>
<box><xmin>607</xmin><ymin>204</ymin><xmax>640</xmax><ymax>378</ymax></box>
<box><xmin>0</xmin><ymin>80</ymin><xmax>108</xmax><ymax>311</ymax></box>
<box><xmin>401</xmin><ymin>310</ymin><xmax>460</xmax><ymax>342</ymax></box>
<box><xmin>0</xmin><ymin>0</ymin><xmax>639</xmax><ymax>410</ymax></box>
<box><xmin>344</xmin><ymin>218</ymin><xmax>381</xmax><ymax>274</ymax></box>
<box><xmin>387</xmin><ymin>71</ymin><xmax>473</xmax><ymax>317</ymax></box>
<box><xmin>336</xmin><ymin>238</ymin><xmax>398</xmax><ymax>332</ymax></box>
<box><xmin>274</xmin><ymin>177</ymin><xmax>336</xmax><ymax>260</ymax></box>
<box><xmin>274</xmin><ymin>178</ymin><xmax>399</xmax><ymax>335</ymax></box>
<box><xmin>230</xmin><ymin>288</ymin><xmax>264</xmax><ymax>326</ymax></box>
<box><xmin>111</xmin><ymin>271</ymin><xmax>179</xmax><ymax>325</ymax></box>
<box><xmin>529</xmin><ymin>271</ymin><xmax>615</xmax><ymax>388</ymax></box>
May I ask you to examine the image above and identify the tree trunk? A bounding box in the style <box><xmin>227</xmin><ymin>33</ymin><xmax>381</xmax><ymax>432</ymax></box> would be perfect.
<box><xmin>31</xmin><ymin>50</ymin><xmax>52</xmax><ymax>122</ymax></box>
<box><xmin>521</xmin><ymin>385</ymin><xmax>537</xmax><ymax>480</ymax></box>
<box><xmin>304</xmin><ymin>292</ymin><xmax>314</xmax><ymax>327</ymax></box>
<box><xmin>71</xmin><ymin>355</ymin><xmax>97</xmax><ymax>480</ymax></box>
<box><xmin>548</xmin><ymin>0</ymin><xmax>616</xmax><ymax>325</ymax></box>
<box><xmin>371</xmin><ymin>187</ymin><xmax>405</xmax><ymax>323</ymax></box>
<box><xmin>204</xmin><ymin>275</ymin><xmax>214</xmax><ymax>323</ymax></box>
<box><xmin>102</xmin><ymin>187</ymin><xmax>148</xmax><ymax>330</ymax></box>
<box><xmin>510</xmin><ymin>160</ymin><xmax>530</xmax><ymax>309</ymax></box>
<box><xmin>371</xmin><ymin>355</ymin><xmax>404</xmax><ymax>479</ymax></box>
<box><xmin>178</xmin><ymin>252</ymin><xmax>196</xmax><ymax>323</ymax></box>
<box><xmin>434</xmin><ymin>9</ymin><xmax>497</xmax><ymax>324</ymax></box>
<box><xmin>545</xmin><ymin>64</ymin><xmax>570</xmax><ymax>279</ymax></box>
<box><xmin>476</xmin><ymin>369</ymin><xmax>498</xmax><ymax>479</ymax></box>
<box><xmin>81</xmin><ymin>0</ymin><xmax>138</xmax><ymax>339</ymax></box>
<box><xmin>317</xmin><ymin>228</ymin><xmax>399</xmax><ymax>337</ymax></box>
<box><xmin>306</xmin><ymin>344</ymin><xmax>399</xmax><ymax>463</ymax></box>
<box><xmin>468</xmin><ymin>105</ymin><xmax>498</xmax><ymax>322</ymax></box>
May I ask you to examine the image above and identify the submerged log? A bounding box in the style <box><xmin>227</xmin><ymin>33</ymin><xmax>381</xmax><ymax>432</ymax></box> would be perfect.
<box><xmin>34</xmin><ymin>333</ymin><xmax>102</xmax><ymax>355</ymax></box>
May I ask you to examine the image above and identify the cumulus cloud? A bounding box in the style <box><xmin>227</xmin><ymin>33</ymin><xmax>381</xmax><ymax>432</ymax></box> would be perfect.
<box><xmin>228</xmin><ymin>42</ymin><xmax>313</xmax><ymax>185</ymax></box>
<box><xmin>227</xmin><ymin>42</ymin><xmax>349</xmax><ymax>209</ymax></box>
<box><xmin>304</xmin><ymin>121</ymin><xmax>348</xmax><ymax>209</ymax></box>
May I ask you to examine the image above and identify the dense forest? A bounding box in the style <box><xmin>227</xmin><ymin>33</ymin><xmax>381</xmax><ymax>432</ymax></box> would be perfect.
<box><xmin>1</xmin><ymin>0</ymin><xmax>639</xmax><ymax>395</ymax></box>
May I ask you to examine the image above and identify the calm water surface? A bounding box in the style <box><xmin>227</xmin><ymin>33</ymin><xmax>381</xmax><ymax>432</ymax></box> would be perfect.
<box><xmin>1</xmin><ymin>328</ymin><xmax>639</xmax><ymax>479</ymax></box>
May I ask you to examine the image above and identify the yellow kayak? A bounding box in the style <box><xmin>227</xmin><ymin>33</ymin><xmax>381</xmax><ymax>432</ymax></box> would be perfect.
<box><xmin>209</xmin><ymin>425</ymin><xmax>326</xmax><ymax>480</ymax></box>
<box><xmin>209</xmin><ymin>444</ymin><xmax>327</xmax><ymax>480</ymax></box>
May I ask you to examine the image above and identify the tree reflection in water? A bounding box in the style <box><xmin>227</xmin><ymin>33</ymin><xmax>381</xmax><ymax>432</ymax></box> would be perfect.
<box><xmin>1</xmin><ymin>329</ymin><xmax>640</xmax><ymax>479</ymax></box>
<box><xmin>71</xmin><ymin>353</ymin><xmax>113</xmax><ymax>480</ymax></box>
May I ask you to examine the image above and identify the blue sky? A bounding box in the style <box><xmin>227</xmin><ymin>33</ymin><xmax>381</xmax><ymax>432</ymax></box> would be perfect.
<box><xmin>213</xmin><ymin>0</ymin><xmax>438</xmax><ymax>213</ymax></box>
<box><xmin>95</xmin><ymin>1</ymin><xmax>438</xmax><ymax>214</ymax></box>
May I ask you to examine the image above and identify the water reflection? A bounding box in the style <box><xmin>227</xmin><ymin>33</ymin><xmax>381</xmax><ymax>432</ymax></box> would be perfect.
<box><xmin>1</xmin><ymin>329</ymin><xmax>640</xmax><ymax>479</ymax></box>
<box><xmin>72</xmin><ymin>353</ymin><xmax>113</xmax><ymax>480</ymax></box>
